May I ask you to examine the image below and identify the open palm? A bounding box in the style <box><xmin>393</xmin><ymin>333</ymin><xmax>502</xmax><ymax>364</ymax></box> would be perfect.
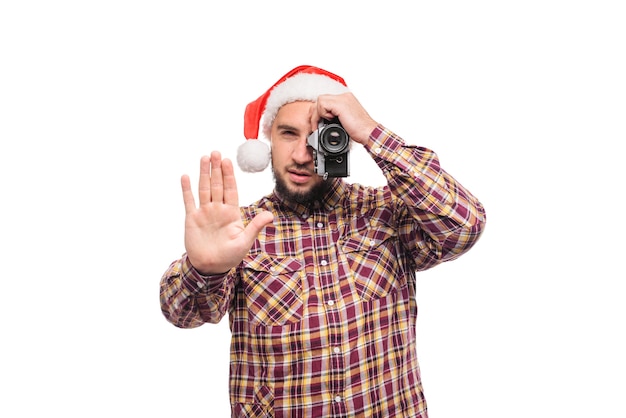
<box><xmin>181</xmin><ymin>152</ymin><xmax>273</xmax><ymax>275</ymax></box>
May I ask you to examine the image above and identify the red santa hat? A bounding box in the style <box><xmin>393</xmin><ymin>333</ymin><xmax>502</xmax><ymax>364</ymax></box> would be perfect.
<box><xmin>237</xmin><ymin>65</ymin><xmax>350</xmax><ymax>172</ymax></box>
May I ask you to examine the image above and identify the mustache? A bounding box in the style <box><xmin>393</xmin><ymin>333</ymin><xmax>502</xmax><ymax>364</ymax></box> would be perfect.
<box><xmin>287</xmin><ymin>163</ymin><xmax>314</xmax><ymax>175</ymax></box>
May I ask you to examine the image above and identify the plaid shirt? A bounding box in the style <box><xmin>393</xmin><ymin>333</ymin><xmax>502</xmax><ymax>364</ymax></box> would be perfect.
<box><xmin>160</xmin><ymin>125</ymin><xmax>486</xmax><ymax>417</ymax></box>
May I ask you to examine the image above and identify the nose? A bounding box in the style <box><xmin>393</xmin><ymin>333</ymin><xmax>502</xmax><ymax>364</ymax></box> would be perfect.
<box><xmin>292</xmin><ymin>135</ymin><xmax>314</xmax><ymax>165</ymax></box>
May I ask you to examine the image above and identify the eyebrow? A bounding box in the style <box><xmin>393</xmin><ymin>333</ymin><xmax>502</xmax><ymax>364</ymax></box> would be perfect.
<box><xmin>275</xmin><ymin>124</ymin><xmax>301</xmax><ymax>132</ymax></box>
<box><xmin>276</xmin><ymin>123</ymin><xmax>301</xmax><ymax>134</ymax></box>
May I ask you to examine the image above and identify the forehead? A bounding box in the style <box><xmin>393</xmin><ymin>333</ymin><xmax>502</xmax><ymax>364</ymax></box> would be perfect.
<box><xmin>274</xmin><ymin>101</ymin><xmax>313</xmax><ymax>123</ymax></box>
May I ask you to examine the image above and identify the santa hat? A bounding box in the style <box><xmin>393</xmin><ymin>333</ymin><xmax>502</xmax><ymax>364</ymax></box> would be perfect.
<box><xmin>237</xmin><ymin>65</ymin><xmax>350</xmax><ymax>172</ymax></box>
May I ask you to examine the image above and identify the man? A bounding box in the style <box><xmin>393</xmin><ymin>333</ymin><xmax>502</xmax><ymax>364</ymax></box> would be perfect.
<box><xmin>160</xmin><ymin>65</ymin><xmax>486</xmax><ymax>417</ymax></box>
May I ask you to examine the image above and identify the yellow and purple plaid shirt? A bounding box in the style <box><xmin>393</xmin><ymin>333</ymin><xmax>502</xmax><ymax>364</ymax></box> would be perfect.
<box><xmin>160</xmin><ymin>126</ymin><xmax>486</xmax><ymax>417</ymax></box>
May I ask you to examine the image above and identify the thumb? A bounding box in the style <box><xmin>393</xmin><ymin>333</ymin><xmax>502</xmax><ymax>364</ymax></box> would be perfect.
<box><xmin>243</xmin><ymin>210</ymin><xmax>274</xmax><ymax>241</ymax></box>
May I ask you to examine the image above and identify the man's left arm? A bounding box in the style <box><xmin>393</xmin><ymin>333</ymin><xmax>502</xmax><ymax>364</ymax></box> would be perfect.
<box><xmin>364</xmin><ymin>125</ymin><xmax>487</xmax><ymax>265</ymax></box>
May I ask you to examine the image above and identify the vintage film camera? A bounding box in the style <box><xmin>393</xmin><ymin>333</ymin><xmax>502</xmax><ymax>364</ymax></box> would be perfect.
<box><xmin>306</xmin><ymin>117</ymin><xmax>350</xmax><ymax>179</ymax></box>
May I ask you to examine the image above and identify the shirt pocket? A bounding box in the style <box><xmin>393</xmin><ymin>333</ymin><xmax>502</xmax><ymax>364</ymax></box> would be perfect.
<box><xmin>232</xmin><ymin>385</ymin><xmax>274</xmax><ymax>417</ymax></box>
<box><xmin>242</xmin><ymin>254</ymin><xmax>304</xmax><ymax>326</ymax></box>
<box><xmin>341</xmin><ymin>223</ymin><xmax>402</xmax><ymax>301</ymax></box>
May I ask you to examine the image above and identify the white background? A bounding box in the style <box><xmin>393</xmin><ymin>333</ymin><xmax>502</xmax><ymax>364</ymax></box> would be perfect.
<box><xmin>1</xmin><ymin>1</ymin><xmax>624</xmax><ymax>417</ymax></box>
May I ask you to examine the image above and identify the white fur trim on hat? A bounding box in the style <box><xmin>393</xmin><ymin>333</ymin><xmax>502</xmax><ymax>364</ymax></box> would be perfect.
<box><xmin>260</xmin><ymin>72</ymin><xmax>350</xmax><ymax>140</ymax></box>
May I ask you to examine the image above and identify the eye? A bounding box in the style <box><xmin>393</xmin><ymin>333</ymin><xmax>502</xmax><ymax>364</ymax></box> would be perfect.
<box><xmin>274</xmin><ymin>124</ymin><xmax>301</xmax><ymax>141</ymax></box>
<box><xmin>279</xmin><ymin>128</ymin><xmax>298</xmax><ymax>140</ymax></box>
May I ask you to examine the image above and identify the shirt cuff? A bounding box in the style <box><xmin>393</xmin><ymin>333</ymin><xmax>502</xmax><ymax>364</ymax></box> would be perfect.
<box><xmin>180</xmin><ymin>255</ymin><xmax>229</xmax><ymax>294</ymax></box>
<box><xmin>365</xmin><ymin>124</ymin><xmax>433</xmax><ymax>173</ymax></box>
<box><xmin>365</xmin><ymin>125</ymin><xmax>408</xmax><ymax>169</ymax></box>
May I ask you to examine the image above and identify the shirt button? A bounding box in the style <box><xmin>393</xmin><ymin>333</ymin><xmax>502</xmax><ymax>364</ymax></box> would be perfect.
<box><xmin>369</xmin><ymin>239</ymin><xmax>376</xmax><ymax>246</ymax></box>
<box><xmin>375</xmin><ymin>147</ymin><xmax>382</xmax><ymax>154</ymax></box>
<box><xmin>317</xmin><ymin>222</ymin><xmax>324</xmax><ymax>228</ymax></box>
<box><xmin>335</xmin><ymin>395</ymin><xmax>342</xmax><ymax>403</ymax></box>
<box><xmin>197</xmin><ymin>281</ymin><xmax>204</xmax><ymax>288</ymax></box>
<box><xmin>320</xmin><ymin>260</ymin><xmax>328</xmax><ymax>266</ymax></box>
<box><xmin>327</xmin><ymin>300</ymin><xmax>335</xmax><ymax>306</ymax></box>
<box><xmin>333</xmin><ymin>347</ymin><xmax>341</xmax><ymax>354</ymax></box>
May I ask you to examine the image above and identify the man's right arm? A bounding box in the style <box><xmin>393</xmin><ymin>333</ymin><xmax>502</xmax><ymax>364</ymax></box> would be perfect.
<box><xmin>160</xmin><ymin>152</ymin><xmax>272</xmax><ymax>328</ymax></box>
<box><xmin>159</xmin><ymin>254</ymin><xmax>235</xmax><ymax>328</ymax></box>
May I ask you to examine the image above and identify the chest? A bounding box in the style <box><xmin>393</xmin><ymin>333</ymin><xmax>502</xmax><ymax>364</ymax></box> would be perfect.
<box><xmin>239</xmin><ymin>209</ymin><xmax>405</xmax><ymax>327</ymax></box>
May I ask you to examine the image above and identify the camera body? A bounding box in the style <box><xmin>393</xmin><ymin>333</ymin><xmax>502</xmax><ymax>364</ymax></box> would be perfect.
<box><xmin>306</xmin><ymin>117</ymin><xmax>350</xmax><ymax>178</ymax></box>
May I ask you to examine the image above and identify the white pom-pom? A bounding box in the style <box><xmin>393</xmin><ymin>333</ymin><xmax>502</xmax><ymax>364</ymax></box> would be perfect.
<box><xmin>237</xmin><ymin>139</ymin><xmax>270</xmax><ymax>172</ymax></box>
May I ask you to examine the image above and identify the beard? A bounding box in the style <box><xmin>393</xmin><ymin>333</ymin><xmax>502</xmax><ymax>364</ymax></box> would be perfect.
<box><xmin>273</xmin><ymin>164</ymin><xmax>332</xmax><ymax>205</ymax></box>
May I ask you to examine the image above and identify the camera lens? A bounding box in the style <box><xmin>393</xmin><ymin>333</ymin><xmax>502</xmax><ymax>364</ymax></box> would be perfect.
<box><xmin>320</xmin><ymin>124</ymin><xmax>349</xmax><ymax>155</ymax></box>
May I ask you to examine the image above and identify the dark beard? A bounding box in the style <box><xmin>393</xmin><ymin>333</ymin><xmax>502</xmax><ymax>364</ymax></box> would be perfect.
<box><xmin>273</xmin><ymin>166</ymin><xmax>332</xmax><ymax>205</ymax></box>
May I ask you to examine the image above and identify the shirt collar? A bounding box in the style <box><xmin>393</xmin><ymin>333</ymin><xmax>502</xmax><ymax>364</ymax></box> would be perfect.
<box><xmin>271</xmin><ymin>178</ymin><xmax>346</xmax><ymax>218</ymax></box>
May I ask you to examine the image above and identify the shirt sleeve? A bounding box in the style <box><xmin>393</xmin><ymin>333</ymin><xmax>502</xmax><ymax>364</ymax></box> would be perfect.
<box><xmin>159</xmin><ymin>254</ymin><xmax>236</xmax><ymax>328</ymax></box>
<box><xmin>365</xmin><ymin>125</ymin><xmax>487</xmax><ymax>269</ymax></box>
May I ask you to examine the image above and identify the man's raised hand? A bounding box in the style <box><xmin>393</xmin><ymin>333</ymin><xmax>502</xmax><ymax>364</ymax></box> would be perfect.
<box><xmin>181</xmin><ymin>151</ymin><xmax>273</xmax><ymax>275</ymax></box>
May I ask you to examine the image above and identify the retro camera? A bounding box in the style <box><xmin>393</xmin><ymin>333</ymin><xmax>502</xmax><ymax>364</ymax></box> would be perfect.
<box><xmin>306</xmin><ymin>117</ymin><xmax>350</xmax><ymax>178</ymax></box>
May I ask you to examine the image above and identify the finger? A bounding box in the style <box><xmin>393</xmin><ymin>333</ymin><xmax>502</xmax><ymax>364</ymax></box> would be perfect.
<box><xmin>244</xmin><ymin>211</ymin><xmax>274</xmax><ymax>242</ymax></box>
<box><xmin>181</xmin><ymin>174</ymin><xmax>196</xmax><ymax>214</ymax></box>
<box><xmin>315</xmin><ymin>95</ymin><xmax>337</xmax><ymax>122</ymax></box>
<box><xmin>221</xmin><ymin>158</ymin><xmax>239</xmax><ymax>207</ymax></box>
<box><xmin>309</xmin><ymin>102</ymin><xmax>320</xmax><ymax>134</ymax></box>
<box><xmin>317</xmin><ymin>94</ymin><xmax>346</xmax><ymax>120</ymax></box>
<box><xmin>198</xmin><ymin>155</ymin><xmax>212</xmax><ymax>205</ymax></box>
<box><xmin>209</xmin><ymin>151</ymin><xmax>224</xmax><ymax>203</ymax></box>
